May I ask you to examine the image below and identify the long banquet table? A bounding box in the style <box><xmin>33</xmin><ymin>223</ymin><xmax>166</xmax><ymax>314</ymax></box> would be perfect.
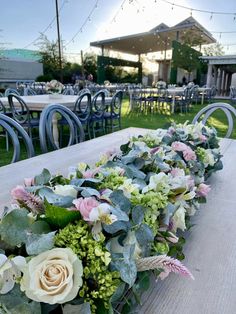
<box><xmin>0</xmin><ymin>127</ymin><xmax>235</xmax><ymax>313</ymax></box>
<box><xmin>0</xmin><ymin>94</ymin><xmax>111</xmax><ymax>111</ymax></box>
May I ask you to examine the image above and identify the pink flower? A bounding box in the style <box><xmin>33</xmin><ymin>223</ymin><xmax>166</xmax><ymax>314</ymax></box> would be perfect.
<box><xmin>72</xmin><ymin>197</ymin><xmax>99</xmax><ymax>221</ymax></box>
<box><xmin>183</xmin><ymin>148</ymin><xmax>197</xmax><ymax>161</ymax></box>
<box><xmin>197</xmin><ymin>183</ymin><xmax>211</xmax><ymax>197</ymax></box>
<box><xmin>11</xmin><ymin>185</ymin><xmax>28</xmax><ymax>201</ymax></box>
<box><xmin>170</xmin><ymin>167</ymin><xmax>184</xmax><ymax>177</ymax></box>
<box><xmin>150</xmin><ymin>147</ymin><xmax>160</xmax><ymax>154</ymax></box>
<box><xmin>172</xmin><ymin>142</ymin><xmax>196</xmax><ymax>161</ymax></box>
<box><xmin>199</xmin><ymin>134</ymin><xmax>207</xmax><ymax>142</ymax></box>
<box><xmin>171</xmin><ymin>141</ymin><xmax>188</xmax><ymax>152</ymax></box>
<box><xmin>11</xmin><ymin>185</ymin><xmax>43</xmax><ymax>214</ymax></box>
<box><xmin>24</xmin><ymin>178</ymin><xmax>34</xmax><ymax>187</ymax></box>
<box><xmin>82</xmin><ymin>167</ymin><xmax>100</xmax><ymax>179</ymax></box>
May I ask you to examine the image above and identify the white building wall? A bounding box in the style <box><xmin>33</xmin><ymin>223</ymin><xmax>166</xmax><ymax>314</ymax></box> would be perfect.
<box><xmin>0</xmin><ymin>59</ymin><xmax>43</xmax><ymax>80</ymax></box>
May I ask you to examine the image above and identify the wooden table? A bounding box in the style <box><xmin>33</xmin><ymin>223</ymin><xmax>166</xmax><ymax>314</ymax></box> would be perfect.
<box><xmin>0</xmin><ymin>128</ymin><xmax>235</xmax><ymax>314</ymax></box>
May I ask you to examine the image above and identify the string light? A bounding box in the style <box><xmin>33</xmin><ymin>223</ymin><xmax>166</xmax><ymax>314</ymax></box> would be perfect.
<box><xmin>23</xmin><ymin>0</ymin><xmax>68</xmax><ymax>49</ymax></box>
<box><xmin>159</xmin><ymin>0</ymin><xmax>236</xmax><ymax>16</ymax></box>
<box><xmin>65</xmin><ymin>0</ymin><xmax>99</xmax><ymax>47</ymax></box>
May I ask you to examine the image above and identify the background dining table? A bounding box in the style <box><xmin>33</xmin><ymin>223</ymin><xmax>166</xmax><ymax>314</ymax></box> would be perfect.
<box><xmin>0</xmin><ymin>127</ymin><xmax>235</xmax><ymax>314</ymax></box>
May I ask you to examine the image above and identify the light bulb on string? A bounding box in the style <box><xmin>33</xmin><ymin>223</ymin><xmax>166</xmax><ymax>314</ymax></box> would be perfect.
<box><xmin>210</xmin><ymin>13</ymin><xmax>213</xmax><ymax>20</ymax></box>
<box><xmin>234</xmin><ymin>14</ymin><xmax>236</xmax><ymax>21</ymax></box>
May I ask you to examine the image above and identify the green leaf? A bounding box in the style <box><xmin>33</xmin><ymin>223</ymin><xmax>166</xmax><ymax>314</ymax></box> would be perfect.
<box><xmin>34</xmin><ymin>168</ymin><xmax>51</xmax><ymax>185</ymax></box>
<box><xmin>110</xmin><ymin>190</ymin><xmax>131</xmax><ymax>214</ymax></box>
<box><xmin>26</xmin><ymin>231</ymin><xmax>56</xmax><ymax>255</ymax></box>
<box><xmin>0</xmin><ymin>209</ymin><xmax>32</xmax><ymax>247</ymax></box>
<box><xmin>45</xmin><ymin>201</ymin><xmax>81</xmax><ymax>228</ymax></box>
<box><xmin>132</xmin><ymin>206</ymin><xmax>144</xmax><ymax>225</ymax></box>
<box><xmin>136</xmin><ymin>271</ymin><xmax>150</xmax><ymax>292</ymax></box>
<box><xmin>63</xmin><ymin>303</ymin><xmax>91</xmax><ymax>314</ymax></box>
<box><xmin>110</xmin><ymin>282</ymin><xmax>127</xmax><ymax>303</ymax></box>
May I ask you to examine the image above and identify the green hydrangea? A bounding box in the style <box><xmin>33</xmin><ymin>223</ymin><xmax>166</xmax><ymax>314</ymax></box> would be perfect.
<box><xmin>131</xmin><ymin>191</ymin><xmax>168</xmax><ymax>235</ymax></box>
<box><xmin>152</xmin><ymin>241</ymin><xmax>169</xmax><ymax>254</ymax></box>
<box><xmin>99</xmin><ymin>172</ymin><xmax>125</xmax><ymax>190</ymax></box>
<box><xmin>196</xmin><ymin>147</ymin><xmax>206</xmax><ymax>161</ymax></box>
<box><xmin>55</xmin><ymin>220</ymin><xmax>120</xmax><ymax>313</ymax></box>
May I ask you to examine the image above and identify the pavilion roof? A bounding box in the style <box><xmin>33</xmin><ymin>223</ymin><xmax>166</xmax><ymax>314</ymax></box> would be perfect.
<box><xmin>90</xmin><ymin>17</ymin><xmax>215</xmax><ymax>55</ymax></box>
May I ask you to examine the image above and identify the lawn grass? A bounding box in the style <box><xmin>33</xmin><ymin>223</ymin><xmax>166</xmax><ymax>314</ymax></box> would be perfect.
<box><xmin>0</xmin><ymin>97</ymin><xmax>235</xmax><ymax>167</ymax></box>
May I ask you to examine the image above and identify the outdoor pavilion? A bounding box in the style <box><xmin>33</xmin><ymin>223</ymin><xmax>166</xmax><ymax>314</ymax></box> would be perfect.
<box><xmin>90</xmin><ymin>16</ymin><xmax>215</xmax><ymax>84</ymax></box>
<box><xmin>200</xmin><ymin>55</ymin><xmax>236</xmax><ymax>96</ymax></box>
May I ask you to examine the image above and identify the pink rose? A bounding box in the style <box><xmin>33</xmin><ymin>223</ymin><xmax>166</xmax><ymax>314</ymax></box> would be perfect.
<box><xmin>11</xmin><ymin>185</ymin><xmax>28</xmax><ymax>201</ymax></box>
<box><xmin>197</xmin><ymin>183</ymin><xmax>211</xmax><ymax>197</ymax></box>
<box><xmin>171</xmin><ymin>142</ymin><xmax>188</xmax><ymax>152</ymax></box>
<box><xmin>183</xmin><ymin>148</ymin><xmax>197</xmax><ymax>161</ymax></box>
<box><xmin>72</xmin><ymin>197</ymin><xmax>99</xmax><ymax>221</ymax></box>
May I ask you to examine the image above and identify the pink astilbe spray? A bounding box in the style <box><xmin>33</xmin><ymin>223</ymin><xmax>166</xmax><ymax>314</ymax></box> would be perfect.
<box><xmin>11</xmin><ymin>185</ymin><xmax>44</xmax><ymax>214</ymax></box>
<box><xmin>136</xmin><ymin>255</ymin><xmax>194</xmax><ymax>280</ymax></box>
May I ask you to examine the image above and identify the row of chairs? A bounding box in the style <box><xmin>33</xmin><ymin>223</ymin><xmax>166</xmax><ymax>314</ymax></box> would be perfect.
<box><xmin>0</xmin><ymin>89</ymin><xmax>123</xmax><ymax>141</ymax></box>
<box><xmin>130</xmin><ymin>85</ymin><xmax>217</xmax><ymax>114</ymax></box>
<box><xmin>1</xmin><ymin>102</ymin><xmax>236</xmax><ymax>164</ymax></box>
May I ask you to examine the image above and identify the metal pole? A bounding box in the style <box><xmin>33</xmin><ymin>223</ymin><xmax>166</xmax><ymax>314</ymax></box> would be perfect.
<box><xmin>55</xmin><ymin>0</ymin><xmax>63</xmax><ymax>82</ymax></box>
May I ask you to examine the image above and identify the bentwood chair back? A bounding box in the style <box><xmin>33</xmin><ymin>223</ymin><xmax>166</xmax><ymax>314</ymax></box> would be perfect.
<box><xmin>39</xmin><ymin>103</ymin><xmax>85</xmax><ymax>153</ymax></box>
<box><xmin>0</xmin><ymin>113</ymin><xmax>35</xmax><ymax>163</ymax></box>
<box><xmin>192</xmin><ymin>102</ymin><xmax>236</xmax><ymax>138</ymax></box>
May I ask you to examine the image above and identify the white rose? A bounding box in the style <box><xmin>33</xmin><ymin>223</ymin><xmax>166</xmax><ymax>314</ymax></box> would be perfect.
<box><xmin>53</xmin><ymin>185</ymin><xmax>78</xmax><ymax>198</ymax></box>
<box><xmin>21</xmin><ymin>248</ymin><xmax>83</xmax><ymax>304</ymax></box>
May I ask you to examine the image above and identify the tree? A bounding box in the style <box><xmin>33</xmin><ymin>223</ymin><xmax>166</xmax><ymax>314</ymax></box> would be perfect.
<box><xmin>36</xmin><ymin>34</ymin><xmax>65</xmax><ymax>81</ymax></box>
<box><xmin>202</xmin><ymin>42</ymin><xmax>224</xmax><ymax>56</ymax></box>
<box><xmin>83</xmin><ymin>52</ymin><xmax>97</xmax><ymax>82</ymax></box>
<box><xmin>172</xmin><ymin>41</ymin><xmax>202</xmax><ymax>81</ymax></box>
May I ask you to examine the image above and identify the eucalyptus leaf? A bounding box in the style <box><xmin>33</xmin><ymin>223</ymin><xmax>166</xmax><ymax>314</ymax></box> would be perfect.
<box><xmin>0</xmin><ymin>285</ymin><xmax>41</xmax><ymax>314</ymax></box>
<box><xmin>132</xmin><ymin>178</ymin><xmax>147</xmax><ymax>190</ymax></box>
<box><xmin>34</xmin><ymin>168</ymin><xmax>51</xmax><ymax>186</ymax></box>
<box><xmin>134</xmin><ymin>157</ymin><xmax>145</xmax><ymax>170</ymax></box>
<box><xmin>163</xmin><ymin>203</ymin><xmax>176</xmax><ymax>225</ymax></box>
<box><xmin>38</xmin><ymin>188</ymin><xmax>74</xmax><ymax>207</ymax></box>
<box><xmin>0</xmin><ymin>209</ymin><xmax>32</xmax><ymax>247</ymax></box>
<box><xmin>132</xmin><ymin>206</ymin><xmax>144</xmax><ymax>225</ymax></box>
<box><xmin>103</xmin><ymin>221</ymin><xmax>130</xmax><ymax>234</ymax></box>
<box><xmin>63</xmin><ymin>303</ymin><xmax>91</xmax><ymax>314</ymax></box>
<box><xmin>45</xmin><ymin>201</ymin><xmax>80</xmax><ymax>228</ymax></box>
<box><xmin>81</xmin><ymin>187</ymin><xmax>100</xmax><ymax>198</ymax></box>
<box><xmin>26</xmin><ymin>231</ymin><xmax>56</xmax><ymax>255</ymax></box>
<box><xmin>111</xmin><ymin>207</ymin><xmax>129</xmax><ymax>221</ymax></box>
<box><xmin>30</xmin><ymin>221</ymin><xmax>51</xmax><ymax>234</ymax></box>
<box><xmin>110</xmin><ymin>190</ymin><xmax>131</xmax><ymax>214</ymax></box>
<box><xmin>127</xmin><ymin>164</ymin><xmax>146</xmax><ymax>180</ymax></box>
<box><xmin>113</xmin><ymin>259</ymin><xmax>137</xmax><ymax>287</ymax></box>
<box><xmin>135</xmin><ymin>224</ymin><xmax>154</xmax><ymax>247</ymax></box>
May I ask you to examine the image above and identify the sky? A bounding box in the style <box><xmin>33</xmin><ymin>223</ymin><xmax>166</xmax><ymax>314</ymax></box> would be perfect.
<box><xmin>1</xmin><ymin>0</ymin><xmax>236</xmax><ymax>62</ymax></box>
